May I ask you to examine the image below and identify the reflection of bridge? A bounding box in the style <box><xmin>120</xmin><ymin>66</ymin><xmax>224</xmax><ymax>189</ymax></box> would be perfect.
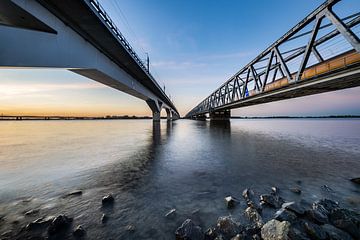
<box><xmin>186</xmin><ymin>0</ymin><xmax>360</xmax><ymax>120</ymax></box>
<box><xmin>0</xmin><ymin>0</ymin><xmax>179</xmax><ymax>121</ymax></box>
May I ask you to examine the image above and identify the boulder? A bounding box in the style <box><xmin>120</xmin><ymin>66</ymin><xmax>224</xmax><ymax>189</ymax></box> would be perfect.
<box><xmin>25</xmin><ymin>217</ymin><xmax>54</xmax><ymax>231</ymax></box>
<box><xmin>244</xmin><ymin>206</ymin><xmax>263</xmax><ymax>228</ymax></box>
<box><xmin>175</xmin><ymin>219</ymin><xmax>203</xmax><ymax>240</ymax></box>
<box><xmin>242</xmin><ymin>188</ymin><xmax>255</xmax><ymax>202</ymax></box>
<box><xmin>102</xmin><ymin>194</ymin><xmax>114</xmax><ymax>206</ymax></box>
<box><xmin>289</xmin><ymin>187</ymin><xmax>302</xmax><ymax>194</ymax></box>
<box><xmin>126</xmin><ymin>224</ymin><xmax>136</xmax><ymax>232</ymax></box>
<box><xmin>274</xmin><ymin>209</ymin><xmax>298</xmax><ymax>223</ymax></box>
<box><xmin>48</xmin><ymin>215</ymin><xmax>73</xmax><ymax>235</ymax></box>
<box><xmin>216</xmin><ymin>216</ymin><xmax>241</xmax><ymax>238</ymax></box>
<box><xmin>312</xmin><ymin>199</ymin><xmax>339</xmax><ymax>216</ymax></box>
<box><xmin>261</xmin><ymin>219</ymin><xmax>291</xmax><ymax>240</ymax></box>
<box><xmin>225</xmin><ymin>196</ymin><xmax>239</xmax><ymax>209</ymax></box>
<box><xmin>260</xmin><ymin>194</ymin><xmax>284</xmax><ymax>209</ymax></box>
<box><xmin>73</xmin><ymin>225</ymin><xmax>85</xmax><ymax>238</ymax></box>
<box><xmin>329</xmin><ymin>208</ymin><xmax>360</xmax><ymax>239</ymax></box>
<box><xmin>305</xmin><ymin>209</ymin><xmax>328</xmax><ymax>225</ymax></box>
<box><xmin>282</xmin><ymin>202</ymin><xmax>305</xmax><ymax>215</ymax></box>
<box><xmin>204</xmin><ymin>227</ymin><xmax>217</xmax><ymax>240</ymax></box>
<box><xmin>322</xmin><ymin>224</ymin><xmax>352</xmax><ymax>240</ymax></box>
<box><xmin>271</xmin><ymin>187</ymin><xmax>280</xmax><ymax>194</ymax></box>
<box><xmin>350</xmin><ymin>177</ymin><xmax>360</xmax><ymax>184</ymax></box>
<box><xmin>302</xmin><ymin>221</ymin><xmax>326</xmax><ymax>240</ymax></box>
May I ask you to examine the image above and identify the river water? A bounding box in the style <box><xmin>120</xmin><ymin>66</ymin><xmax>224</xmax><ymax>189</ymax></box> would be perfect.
<box><xmin>0</xmin><ymin>119</ymin><xmax>359</xmax><ymax>239</ymax></box>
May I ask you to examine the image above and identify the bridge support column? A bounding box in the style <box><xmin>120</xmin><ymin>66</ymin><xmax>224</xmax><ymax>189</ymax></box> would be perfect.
<box><xmin>209</xmin><ymin>109</ymin><xmax>230</xmax><ymax>121</ymax></box>
<box><xmin>171</xmin><ymin>111</ymin><xmax>180</xmax><ymax>120</ymax></box>
<box><xmin>194</xmin><ymin>114</ymin><xmax>207</xmax><ymax>120</ymax></box>
<box><xmin>146</xmin><ymin>99</ymin><xmax>161</xmax><ymax>122</ymax></box>
<box><xmin>166</xmin><ymin>109</ymin><xmax>171</xmax><ymax>121</ymax></box>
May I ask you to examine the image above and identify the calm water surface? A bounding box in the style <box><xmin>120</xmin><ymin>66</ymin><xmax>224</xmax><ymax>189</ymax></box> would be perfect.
<box><xmin>0</xmin><ymin>119</ymin><xmax>359</xmax><ymax>239</ymax></box>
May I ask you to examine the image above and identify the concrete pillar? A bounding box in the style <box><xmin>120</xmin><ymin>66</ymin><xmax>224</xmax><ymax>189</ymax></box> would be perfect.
<box><xmin>166</xmin><ymin>108</ymin><xmax>171</xmax><ymax>121</ymax></box>
<box><xmin>146</xmin><ymin>99</ymin><xmax>162</xmax><ymax>122</ymax></box>
<box><xmin>209</xmin><ymin>109</ymin><xmax>230</xmax><ymax>121</ymax></box>
<box><xmin>195</xmin><ymin>114</ymin><xmax>207</xmax><ymax>120</ymax></box>
<box><xmin>171</xmin><ymin>111</ymin><xmax>180</xmax><ymax>120</ymax></box>
<box><xmin>152</xmin><ymin>111</ymin><xmax>161</xmax><ymax>121</ymax></box>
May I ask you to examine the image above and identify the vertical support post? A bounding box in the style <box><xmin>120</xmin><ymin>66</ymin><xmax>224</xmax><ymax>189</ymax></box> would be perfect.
<box><xmin>209</xmin><ymin>109</ymin><xmax>230</xmax><ymax>121</ymax></box>
<box><xmin>165</xmin><ymin>108</ymin><xmax>171</xmax><ymax>121</ymax></box>
<box><xmin>146</xmin><ymin>99</ymin><xmax>161</xmax><ymax>122</ymax></box>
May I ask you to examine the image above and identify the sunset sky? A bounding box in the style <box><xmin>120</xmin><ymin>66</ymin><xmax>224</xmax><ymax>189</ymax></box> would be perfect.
<box><xmin>0</xmin><ymin>0</ymin><xmax>359</xmax><ymax>117</ymax></box>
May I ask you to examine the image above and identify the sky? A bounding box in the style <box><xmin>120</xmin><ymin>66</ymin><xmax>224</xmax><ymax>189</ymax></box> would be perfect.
<box><xmin>0</xmin><ymin>0</ymin><xmax>359</xmax><ymax>117</ymax></box>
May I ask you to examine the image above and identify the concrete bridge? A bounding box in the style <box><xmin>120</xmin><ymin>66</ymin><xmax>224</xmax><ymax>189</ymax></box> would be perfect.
<box><xmin>0</xmin><ymin>0</ymin><xmax>180</xmax><ymax>121</ymax></box>
<box><xmin>186</xmin><ymin>0</ymin><xmax>360</xmax><ymax>120</ymax></box>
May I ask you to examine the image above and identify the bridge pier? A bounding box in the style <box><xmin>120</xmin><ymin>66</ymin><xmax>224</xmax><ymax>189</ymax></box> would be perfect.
<box><xmin>194</xmin><ymin>114</ymin><xmax>207</xmax><ymax>120</ymax></box>
<box><xmin>209</xmin><ymin>110</ymin><xmax>230</xmax><ymax>121</ymax></box>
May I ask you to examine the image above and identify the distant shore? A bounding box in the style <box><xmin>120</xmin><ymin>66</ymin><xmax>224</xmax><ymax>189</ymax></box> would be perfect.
<box><xmin>0</xmin><ymin>115</ymin><xmax>359</xmax><ymax>121</ymax></box>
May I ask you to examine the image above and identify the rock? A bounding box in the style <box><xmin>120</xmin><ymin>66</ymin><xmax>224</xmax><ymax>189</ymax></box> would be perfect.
<box><xmin>24</xmin><ymin>209</ymin><xmax>39</xmax><ymax>216</ymax></box>
<box><xmin>48</xmin><ymin>215</ymin><xmax>72</xmax><ymax>235</ymax></box>
<box><xmin>271</xmin><ymin>187</ymin><xmax>280</xmax><ymax>194</ymax></box>
<box><xmin>321</xmin><ymin>185</ymin><xmax>334</xmax><ymax>193</ymax></box>
<box><xmin>230</xmin><ymin>234</ymin><xmax>242</xmax><ymax>240</ymax></box>
<box><xmin>65</xmin><ymin>190</ymin><xmax>82</xmax><ymax>198</ymax></box>
<box><xmin>274</xmin><ymin>209</ymin><xmax>298</xmax><ymax>223</ymax></box>
<box><xmin>204</xmin><ymin>227</ymin><xmax>217</xmax><ymax>240</ymax></box>
<box><xmin>282</xmin><ymin>202</ymin><xmax>305</xmax><ymax>215</ymax></box>
<box><xmin>302</xmin><ymin>221</ymin><xmax>327</xmax><ymax>240</ymax></box>
<box><xmin>216</xmin><ymin>216</ymin><xmax>241</xmax><ymax>238</ymax></box>
<box><xmin>126</xmin><ymin>224</ymin><xmax>136</xmax><ymax>232</ymax></box>
<box><xmin>225</xmin><ymin>196</ymin><xmax>239</xmax><ymax>209</ymax></box>
<box><xmin>322</xmin><ymin>224</ymin><xmax>352</xmax><ymax>240</ymax></box>
<box><xmin>261</xmin><ymin>219</ymin><xmax>291</xmax><ymax>240</ymax></box>
<box><xmin>260</xmin><ymin>194</ymin><xmax>284</xmax><ymax>208</ymax></box>
<box><xmin>245</xmin><ymin>206</ymin><xmax>263</xmax><ymax>228</ymax></box>
<box><xmin>165</xmin><ymin>208</ymin><xmax>176</xmax><ymax>217</ymax></box>
<box><xmin>290</xmin><ymin>187</ymin><xmax>302</xmax><ymax>194</ymax></box>
<box><xmin>25</xmin><ymin>217</ymin><xmax>53</xmax><ymax>231</ymax></box>
<box><xmin>73</xmin><ymin>225</ymin><xmax>85</xmax><ymax>238</ymax></box>
<box><xmin>312</xmin><ymin>199</ymin><xmax>339</xmax><ymax>216</ymax></box>
<box><xmin>242</xmin><ymin>188</ymin><xmax>255</xmax><ymax>202</ymax></box>
<box><xmin>329</xmin><ymin>208</ymin><xmax>360</xmax><ymax>239</ymax></box>
<box><xmin>101</xmin><ymin>214</ymin><xmax>108</xmax><ymax>224</ymax></box>
<box><xmin>102</xmin><ymin>194</ymin><xmax>114</xmax><ymax>206</ymax></box>
<box><xmin>350</xmin><ymin>177</ymin><xmax>360</xmax><ymax>184</ymax></box>
<box><xmin>305</xmin><ymin>209</ymin><xmax>328</xmax><ymax>225</ymax></box>
<box><xmin>175</xmin><ymin>219</ymin><xmax>203</xmax><ymax>240</ymax></box>
<box><xmin>288</xmin><ymin>227</ymin><xmax>311</xmax><ymax>240</ymax></box>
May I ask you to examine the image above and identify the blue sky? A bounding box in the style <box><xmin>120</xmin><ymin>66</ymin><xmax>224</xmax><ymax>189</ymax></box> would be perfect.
<box><xmin>0</xmin><ymin>0</ymin><xmax>359</xmax><ymax>116</ymax></box>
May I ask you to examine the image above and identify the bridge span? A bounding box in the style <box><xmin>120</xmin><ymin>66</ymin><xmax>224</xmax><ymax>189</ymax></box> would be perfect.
<box><xmin>0</xmin><ymin>0</ymin><xmax>179</xmax><ymax>121</ymax></box>
<box><xmin>186</xmin><ymin>0</ymin><xmax>360</xmax><ymax>120</ymax></box>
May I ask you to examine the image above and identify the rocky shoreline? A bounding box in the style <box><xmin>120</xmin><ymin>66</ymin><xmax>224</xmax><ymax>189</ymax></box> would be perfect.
<box><xmin>175</xmin><ymin>187</ymin><xmax>360</xmax><ymax>240</ymax></box>
<box><xmin>0</xmin><ymin>182</ymin><xmax>359</xmax><ymax>240</ymax></box>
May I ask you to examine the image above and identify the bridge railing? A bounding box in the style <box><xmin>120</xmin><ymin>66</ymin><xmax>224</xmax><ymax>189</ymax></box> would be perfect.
<box><xmin>87</xmin><ymin>0</ymin><xmax>177</xmax><ymax>112</ymax></box>
<box><xmin>186</xmin><ymin>0</ymin><xmax>360</xmax><ymax>118</ymax></box>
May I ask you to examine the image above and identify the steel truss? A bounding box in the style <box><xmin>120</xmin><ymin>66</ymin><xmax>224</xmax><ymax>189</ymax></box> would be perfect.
<box><xmin>186</xmin><ymin>0</ymin><xmax>360</xmax><ymax>118</ymax></box>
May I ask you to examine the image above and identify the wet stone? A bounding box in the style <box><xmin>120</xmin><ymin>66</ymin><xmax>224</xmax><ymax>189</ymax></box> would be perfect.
<box><xmin>312</xmin><ymin>199</ymin><xmax>339</xmax><ymax>216</ymax></box>
<box><xmin>65</xmin><ymin>190</ymin><xmax>82</xmax><ymax>198</ymax></box>
<box><xmin>245</xmin><ymin>206</ymin><xmax>263</xmax><ymax>228</ymax></box>
<box><xmin>282</xmin><ymin>202</ymin><xmax>305</xmax><ymax>215</ymax></box>
<box><xmin>271</xmin><ymin>187</ymin><xmax>280</xmax><ymax>194</ymax></box>
<box><xmin>302</xmin><ymin>221</ymin><xmax>327</xmax><ymax>240</ymax></box>
<box><xmin>175</xmin><ymin>219</ymin><xmax>203</xmax><ymax>240</ymax></box>
<box><xmin>126</xmin><ymin>224</ymin><xmax>136</xmax><ymax>232</ymax></box>
<box><xmin>274</xmin><ymin>209</ymin><xmax>298</xmax><ymax>223</ymax></box>
<box><xmin>329</xmin><ymin>208</ymin><xmax>360</xmax><ymax>239</ymax></box>
<box><xmin>204</xmin><ymin>227</ymin><xmax>217</xmax><ymax>240</ymax></box>
<box><xmin>260</xmin><ymin>194</ymin><xmax>284</xmax><ymax>209</ymax></box>
<box><xmin>48</xmin><ymin>214</ymin><xmax>73</xmax><ymax>235</ymax></box>
<box><xmin>225</xmin><ymin>196</ymin><xmax>239</xmax><ymax>209</ymax></box>
<box><xmin>165</xmin><ymin>208</ymin><xmax>176</xmax><ymax>218</ymax></box>
<box><xmin>322</xmin><ymin>224</ymin><xmax>352</xmax><ymax>240</ymax></box>
<box><xmin>350</xmin><ymin>177</ymin><xmax>360</xmax><ymax>184</ymax></box>
<box><xmin>101</xmin><ymin>214</ymin><xmax>108</xmax><ymax>224</ymax></box>
<box><xmin>261</xmin><ymin>219</ymin><xmax>291</xmax><ymax>240</ymax></box>
<box><xmin>242</xmin><ymin>188</ymin><xmax>255</xmax><ymax>202</ymax></box>
<box><xmin>290</xmin><ymin>187</ymin><xmax>302</xmax><ymax>194</ymax></box>
<box><xmin>73</xmin><ymin>225</ymin><xmax>85</xmax><ymax>238</ymax></box>
<box><xmin>305</xmin><ymin>209</ymin><xmax>328</xmax><ymax>225</ymax></box>
<box><xmin>24</xmin><ymin>209</ymin><xmax>39</xmax><ymax>216</ymax></box>
<box><xmin>216</xmin><ymin>216</ymin><xmax>241</xmax><ymax>238</ymax></box>
<box><xmin>102</xmin><ymin>194</ymin><xmax>114</xmax><ymax>206</ymax></box>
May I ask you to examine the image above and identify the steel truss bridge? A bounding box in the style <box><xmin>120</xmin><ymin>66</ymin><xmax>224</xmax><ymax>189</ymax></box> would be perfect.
<box><xmin>186</xmin><ymin>0</ymin><xmax>360</xmax><ymax>120</ymax></box>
